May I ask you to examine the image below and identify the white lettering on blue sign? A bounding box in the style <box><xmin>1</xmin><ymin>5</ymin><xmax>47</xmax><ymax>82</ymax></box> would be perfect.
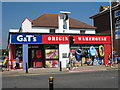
<box><xmin>17</xmin><ymin>35</ymin><xmax>37</xmax><ymax>42</ymax></box>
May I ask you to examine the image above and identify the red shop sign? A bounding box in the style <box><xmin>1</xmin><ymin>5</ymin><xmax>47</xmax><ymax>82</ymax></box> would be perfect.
<box><xmin>42</xmin><ymin>35</ymin><xmax>111</xmax><ymax>44</ymax></box>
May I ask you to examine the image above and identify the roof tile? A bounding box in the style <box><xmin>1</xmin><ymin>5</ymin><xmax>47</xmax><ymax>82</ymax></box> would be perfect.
<box><xmin>32</xmin><ymin>13</ymin><xmax>96</xmax><ymax>29</ymax></box>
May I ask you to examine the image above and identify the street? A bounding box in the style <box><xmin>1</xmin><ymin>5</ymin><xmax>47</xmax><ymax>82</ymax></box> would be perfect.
<box><xmin>2</xmin><ymin>70</ymin><xmax>118</xmax><ymax>88</ymax></box>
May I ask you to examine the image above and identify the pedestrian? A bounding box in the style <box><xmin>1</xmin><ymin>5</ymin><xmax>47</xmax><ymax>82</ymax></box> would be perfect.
<box><xmin>67</xmin><ymin>52</ymin><xmax>73</xmax><ymax>70</ymax></box>
<box><xmin>3</xmin><ymin>56</ymin><xmax>9</xmax><ymax>71</ymax></box>
<box><xmin>113</xmin><ymin>50</ymin><xmax>120</xmax><ymax>64</ymax></box>
<box><xmin>106</xmin><ymin>53</ymin><xmax>113</xmax><ymax>67</ymax></box>
<box><xmin>72</xmin><ymin>54</ymin><xmax>78</xmax><ymax>69</ymax></box>
<box><xmin>113</xmin><ymin>50</ymin><xmax>118</xmax><ymax>64</ymax></box>
<box><xmin>14</xmin><ymin>56</ymin><xmax>20</xmax><ymax>69</ymax></box>
<box><xmin>116</xmin><ymin>55</ymin><xmax>120</xmax><ymax>63</ymax></box>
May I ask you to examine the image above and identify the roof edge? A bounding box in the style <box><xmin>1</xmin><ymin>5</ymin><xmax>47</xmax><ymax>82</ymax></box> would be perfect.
<box><xmin>90</xmin><ymin>4</ymin><xmax>120</xmax><ymax>19</ymax></box>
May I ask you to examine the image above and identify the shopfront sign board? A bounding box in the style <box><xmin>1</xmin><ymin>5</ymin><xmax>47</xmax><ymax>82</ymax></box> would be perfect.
<box><xmin>42</xmin><ymin>35</ymin><xmax>111</xmax><ymax>44</ymax></box>
<box><xmin>10</xmin><ymin>34</ymin><xmax>42</xmax><ymax>43</ymax></box>
<box><xmin>10</xmin><ymin>34</ymin><xmax>111</xmax><ymax>44</ymax></box>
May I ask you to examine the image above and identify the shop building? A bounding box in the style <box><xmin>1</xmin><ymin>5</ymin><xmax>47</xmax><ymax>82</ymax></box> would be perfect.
<box><xmin>8</xmin><ymin>11</ymin><xmax>111</xmax><ymax>70</ymax></box>
<box><xmin>90</xmin><ymin>2</ymin><xmax>120</xmax><ymax>56</ymax></box>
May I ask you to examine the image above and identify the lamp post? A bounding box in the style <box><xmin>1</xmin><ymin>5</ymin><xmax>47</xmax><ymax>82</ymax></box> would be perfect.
<box><xmin>109</xmin><ymin>0</ymin><xmax>114</xmax><ymax>63</ymax></box>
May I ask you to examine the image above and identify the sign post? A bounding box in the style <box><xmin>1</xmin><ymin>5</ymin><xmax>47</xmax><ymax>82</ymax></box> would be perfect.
<box><xmin>23</xmin><ymin>44</ymin><xmax>28</xmax><ymax>70</ymax></box>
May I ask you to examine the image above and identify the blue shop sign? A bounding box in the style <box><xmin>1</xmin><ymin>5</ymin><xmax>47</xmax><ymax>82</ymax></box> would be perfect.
<box><xmin>115</xmin><ymin>10</ymin><xmax>120</xmax><ymax>18</ymax></box>
<box><xmin>11</xmin><ymin>34</ymin><xmax>42</xmax><ymax>43</ymax></box>
<box><xmin>115</xmin><ymin>30</ymin><xmax>120</xmax><ymax>35</ymax></box>
<box><xmin>115</xmin><ymin>30</ymin><xmax>120</xmax><ymax>39</ymax></box>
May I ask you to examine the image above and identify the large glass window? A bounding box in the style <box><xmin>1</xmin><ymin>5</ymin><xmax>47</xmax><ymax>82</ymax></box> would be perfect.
<box><xmin>45</xmin><ymin>45</ymin><xmax>59</xmax><ymax>68</ymax></box>
<box><xmin>45</xmin><ymin>49</ymin><xmax>58</xmax><ymax>59</ymax></box>
<box><xmin>80</xmin><ymin>30</ymin><xmax>85</xmax><ymax>34</ymax></box>
<box><xmin>70</xmin><ymin>44</ymin><xmax>104</xmax><ymax>66</ymax></box>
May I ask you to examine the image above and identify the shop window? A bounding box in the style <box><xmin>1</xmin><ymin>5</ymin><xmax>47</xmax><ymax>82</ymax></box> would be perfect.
<box><xmin>63</xmin><ymin>21</ymin><xmax>67</xmax><ymax>29</ymax></box>
<box><xmin>80</xmin><ymin>30</ymin><xmax>85</xmax><ymax>34</ymax></box>
<box><xmin>46</xmin><ymin>60</ymin><xmax>59</xmax><ymax>68</ymax></box>
<box><xmin>32</xmin><ymin>50</ymin><xmax>42</xmax><ymax>59</ymax></box>
<box><xmin>70</xmin><ymin>44</ymin><xmax>104</xmax><ymax>66</ymax></box>
<box><xmin>45</xmin><ymin>45</ymin><xmax>59</xmax><ymax>68</ymax></box>
<box><xmin>50</xmin><ymin>29</ymin><xmax>55</xmax><ymax>33</ymax></box>
<box><xmin>45</xmin><ymin>49</ymin><xmax>58</xmax><ymax>59</ymax></box>
<box><xmin>45</xmin><ymin>45</ymin><xmax>58</xmax><ymax>49</ymax></box>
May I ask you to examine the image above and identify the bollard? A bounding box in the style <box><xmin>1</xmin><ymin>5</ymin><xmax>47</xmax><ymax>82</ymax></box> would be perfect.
<box><xmin>26</xmin><ymin>63</ymin><xmax>28</xmax><ymax>73</ymax></box>
<box><xmin>49</xmin><ymin>76</ymin><xmax>54</xmax><ymax>90</ymax></box>
<box><xmin>0</xmin><ymin>67</ymin><xmax>2</xmax><ymax>72</ymax></box>
<box><xmin>59</xmin><ymin>61</ymin><xmax>62</xmax><ymax>71</ymax></box>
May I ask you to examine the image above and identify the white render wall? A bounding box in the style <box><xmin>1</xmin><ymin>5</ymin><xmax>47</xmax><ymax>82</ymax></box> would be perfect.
<box><xmin>20</xmin><ymin>17</ymin><xmax>96</xmax><ymax>34</ymax></box>
<box><xmin>66</xmin><ymin>29</ymin><xmax>95</xmax><ymax>34</ymax></box>
<box><xmin>31</xmin><ymin>27</ymin><xmax>95</xmax><ymax>34</ymax></box>
<box><xmin>59</xmin><ymin>44</ymin><xmax>69</xmax><ymax>68</ymax></box>
<box><xmin>9</xmin><ymin>27</ymin><xmax>95</xmax><ymax>34</ymax></box>
<box><xmin>85</xmin><ymin>29</ymin><xmax>96</xmax><ymax>34</ymax></box>
<box><xmin>30</xmin><ymin>27</ymin><xmax>52</xmax><ymax>33</ymax></box>
<box><xmin>9</xmin><ymin>29</ymin><xmax>19</xmax><ymax>32</ymax></box>
<box><xmin>58</xmin><ymin>13</ymin><xmax>70</xmax><ymax>33</ymax></box>
<box><xmin>22</xmin><ymin>19</ymin><xmax>32</xmax><ymax>32</ymax></box>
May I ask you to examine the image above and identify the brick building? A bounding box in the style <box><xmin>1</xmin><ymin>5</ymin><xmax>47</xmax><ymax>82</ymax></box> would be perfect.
<box><xmin>90</xmin><ymin>2</ymin><xmax>120</xmax><ymax>56</ymax></box>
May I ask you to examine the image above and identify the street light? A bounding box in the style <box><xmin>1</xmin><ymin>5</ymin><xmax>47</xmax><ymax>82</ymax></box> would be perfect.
<box><xmin>109</xmin><ymin>0</ymin><xmax>114</xmax><ymax>63</ymax></box>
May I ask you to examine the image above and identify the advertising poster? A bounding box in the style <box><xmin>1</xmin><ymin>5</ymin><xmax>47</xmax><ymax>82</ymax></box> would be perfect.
<box><xmin>45</xmin><ymin>60</ymin><xmax>59</xmax><ymax>68</ymax></box>
<box><xmin>45</xmin><ymin>49</ymin><xmax>58</xmax><ymax>59</ymax></box>
<box><xmin>36</xmin><ymin>50</ymin><xmax>42</xmax><ymax>58</ymax></box>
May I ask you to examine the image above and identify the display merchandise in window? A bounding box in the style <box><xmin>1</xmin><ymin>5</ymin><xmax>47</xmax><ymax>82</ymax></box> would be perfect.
<box><xmin>45</xmin><ymin>49</ymin><xmax>58</xmax><ymax>59</ymax></box>
<box><xmin>45</xmin><ymin>60</ymin><xmax>59</xmax><ymax>68</ymax></box>
<box><xmin>70</xmin><ymin>45</ymin><xmax>104</xmax><ymax>66</ymax></box>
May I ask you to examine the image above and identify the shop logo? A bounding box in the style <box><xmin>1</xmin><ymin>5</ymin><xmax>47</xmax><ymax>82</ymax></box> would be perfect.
<box><xmin>17</xmin><ymin>35</ymin><xmax>37</xmax><ymax>42</ymax></box>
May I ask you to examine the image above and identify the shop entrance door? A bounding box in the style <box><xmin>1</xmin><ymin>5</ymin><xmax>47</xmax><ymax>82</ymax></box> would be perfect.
<box><xmin>28</xmin><ymin>45</ymin><xmax>45</xmax><ymax>68</ymax></box>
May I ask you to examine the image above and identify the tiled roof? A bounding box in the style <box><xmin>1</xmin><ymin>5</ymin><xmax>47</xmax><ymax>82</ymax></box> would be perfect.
<box><xmin>100</xmin><ymin>5</ymin><xmax>109</xmax><ymax>8</ymax></box>
<box><xmin>90</xmin><ymin>4</ymin><xmax>120</xmax><ymax>19</ymax></box>
<box><xmin>32</xmin><ymin>13</ymin><xmax>96</xmax><ymax>29</ymax></box>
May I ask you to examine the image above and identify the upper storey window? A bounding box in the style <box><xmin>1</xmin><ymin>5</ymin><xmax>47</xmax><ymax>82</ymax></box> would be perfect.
<box><xmin>50</xmin><ymin>29</ymin><xmax>55</xmax><ymax>33</ymax></box>
<box><xmin>80</xmin><ymin>30</ymin><xmax>85</xmax><ymax>34</ymax></box>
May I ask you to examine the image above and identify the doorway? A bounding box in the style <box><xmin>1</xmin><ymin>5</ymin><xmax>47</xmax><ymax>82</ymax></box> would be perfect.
<box><xmin>28</xmin><ymin>44</ymin><xmax>45</xmax><ymax>68</ymax></box>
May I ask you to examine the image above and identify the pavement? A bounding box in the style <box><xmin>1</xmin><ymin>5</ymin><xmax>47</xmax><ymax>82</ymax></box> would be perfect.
<box><xmin>1</xmin><ymin>64</ymin><xmax>119</xmax><ymax>76</ymax></box>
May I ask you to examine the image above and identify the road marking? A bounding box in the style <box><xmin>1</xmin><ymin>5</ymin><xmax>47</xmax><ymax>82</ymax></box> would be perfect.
<box><xmin>69</xmin><ymin>69</ymin><xmax>106</xmax><ymax>73</ymax></box>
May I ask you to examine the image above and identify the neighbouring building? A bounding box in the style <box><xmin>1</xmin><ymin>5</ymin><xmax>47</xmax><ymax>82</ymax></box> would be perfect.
<box><xmin>90</xmin><ymin>1</ymin><xmax>120</xmax><ymax>56</ymax></box>
<box><xmin>8</xmin><ymin>11</ymin><xmax>111</xmax><ymax>70</ymax></box>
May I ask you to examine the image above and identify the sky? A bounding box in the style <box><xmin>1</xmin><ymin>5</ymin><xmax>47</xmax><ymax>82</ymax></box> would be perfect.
<box><xmin>1</xmin><ymin>2</ymin><xmax>109</xmax><ymax>49</ymax></box>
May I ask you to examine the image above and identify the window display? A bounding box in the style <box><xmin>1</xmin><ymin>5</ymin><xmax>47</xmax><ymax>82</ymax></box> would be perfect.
<box><xmin>45</xmin><ymin>49</ymin><xmax>58</xmax><ymax>59</ymax></box>
<box><xmin>70</xmin><ymin>45</ymin><xmax>104</xmax><ymax>66</ymax></box>
<box><xmin>36</xmin><ymin>50</ymin><xmax>42</xmax><ymax>58</ymax></box>
<box><xmin>45</xmin><ymin>60</ymin><xmax>59</xmax><ymax>68</ymax></box>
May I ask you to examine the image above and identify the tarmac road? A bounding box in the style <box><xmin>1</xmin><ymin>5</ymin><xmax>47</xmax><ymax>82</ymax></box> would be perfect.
<box><xmin>2</xmin><ymin>69</ymin><xmax>119</xmax><ymax>89</ymax></box>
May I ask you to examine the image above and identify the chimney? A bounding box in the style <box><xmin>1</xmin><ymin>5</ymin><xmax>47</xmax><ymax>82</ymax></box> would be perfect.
<box><xmin>58</xmin><ymin>11</ymin><xmax>71</xmax><ymax>33</ymax></box>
